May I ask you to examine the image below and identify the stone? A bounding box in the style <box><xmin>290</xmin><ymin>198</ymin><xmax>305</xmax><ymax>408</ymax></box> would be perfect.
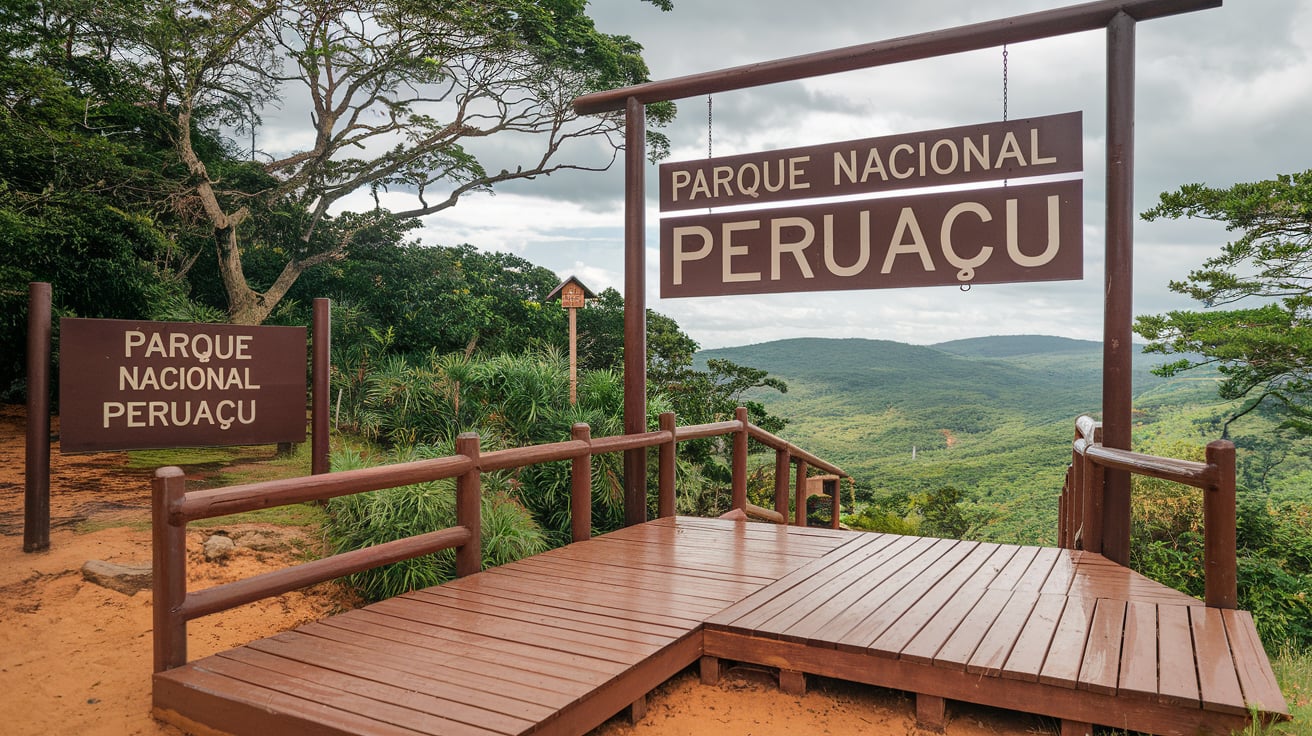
<box><xmin>203</xmin><ymin>534</ymin><xmax>236</xmax><ymax>561</ymax></box>
<box><xmin>81</xmin><ymin>559</ymin><xmax>152</xmax><ymax>595</ymax></box>
<box><xmin>232</xmin><ymin>529</ymin><xmax>291</xmax><ymax>552</ymax></box>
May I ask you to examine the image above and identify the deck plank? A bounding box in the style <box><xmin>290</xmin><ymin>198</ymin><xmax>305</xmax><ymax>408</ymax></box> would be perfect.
<box><xmin>1222</xmin><ymin>609</ymin><xmax>1291</xmax><ymax>716</ymax></box>
<box><xmin>1038</xmin><ymin>595</ymin><xmax>1096</xmax><ymax>689</ymax></box>
<box><xmin>1116</xmin><ymin>601</ymin><xmax>1158</xmax><ymax>698</ymax></box>
<box><xmin>1191</xmin><ymin>605</ymin><xmax>1247</xmax><ymax>715</ymax></box>
<box><xmin>1000</xmin><ymin>593</ymin><xmax>1067</xmax><ymax>682</ymax></box>
<box><xmin>866</xmin><ymin>542</ymin><xmax>1001</xmax><ymax>657</ymax></box>
<box><xmin>1077</xmin><ymin>598</ymin><xmax>1126</xmax><ymax>695</ymax></box>
<box><xmin>1157</xmin><ymin>603</ymin><xmax>1201</xmax><ymax>708</ymax></box>
<box><xmin>154</xmin><ymin>521</ymin><xmax>1287</xmax><ymax>736</ymax></box>
<box><xmin>967</xmin><ymin>591</ymin><xmax>1040</xmax><ymax>676</ymax></box>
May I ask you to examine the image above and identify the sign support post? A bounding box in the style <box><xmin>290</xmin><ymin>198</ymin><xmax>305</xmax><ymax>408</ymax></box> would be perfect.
<box><xmin>623</xmin><ymin>96</ymin><xmax>648</xmax><ymax>526</ymax></box>
<box><xmin>24</xmin><ymin>282</ymin><xmax>51</xmax><ymax>553</ymax></box>
<box><xmin>312</xmin><ymin>298</ymin><xmax>331</xmax><ymax>475</ymax></box>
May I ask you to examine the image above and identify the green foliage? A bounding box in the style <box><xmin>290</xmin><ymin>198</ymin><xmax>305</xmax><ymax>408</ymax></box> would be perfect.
<box><xmin>1136</xmin><ymin>170</ymin><xmax>1312</xmax><ymax>434</ymax></box>
<box><xmin>323</xmin><ymin>447</ymin><xmax>548</xmax><ymax>602</ymax></box>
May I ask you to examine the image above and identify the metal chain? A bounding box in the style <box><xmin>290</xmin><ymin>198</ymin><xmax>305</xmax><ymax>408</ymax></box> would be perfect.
<box><xmin>707</xmin><ymin>95</ymin><xmax>713</xmax><ymax>159</ymax></box>
<box><xmin>1002</xmin><ymin>44</ymin><xmax>1009</xmax><ymax>122</ymax></box>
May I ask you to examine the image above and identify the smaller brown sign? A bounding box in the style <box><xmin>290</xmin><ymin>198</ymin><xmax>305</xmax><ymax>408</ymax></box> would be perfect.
<box><xmin>561</xmin><ymin>282</ymin><xmax>586</xmax><ymax>309</ymax></box>
<box><xmin>659</xmin><ymin>112</ymin><xmax>1081</xmax><ymax>212</ymax></box>
<box><xmin>660</xmin><ymin>179</ymin><xmax>1082</xmax><ymax>298</ymax></box>
<box><xmin>59</xmin><ymin>319</ymin><xmax>307</xmax><ymax>452</ymax></box>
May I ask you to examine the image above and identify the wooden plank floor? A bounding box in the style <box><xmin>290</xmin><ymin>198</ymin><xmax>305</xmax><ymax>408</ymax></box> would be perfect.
<box><xmin>153</xmin><ymin>517</ymin><xmax>855</xmax><ymax>736</ymax></box>
<box><xmin>154</xmin><ymin>520</ymin><xmax>1288</xmax><ymax>736</ymax></box>
<box><xmin>704</xmin><ymin>534</ymin><xmax>1290</xmax><ymax>735</ymax></box>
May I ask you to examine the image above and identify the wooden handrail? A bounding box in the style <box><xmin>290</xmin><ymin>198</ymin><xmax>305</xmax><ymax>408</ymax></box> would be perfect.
<box><xmin>154</xmin><ymin>408</ymin><xmax>846</xmax><ymax>672</ymax></box>
<box><xmin>1063</xmin><ymin>416</ymin><xmax>1237</xmax><ymax>608</ymax></box>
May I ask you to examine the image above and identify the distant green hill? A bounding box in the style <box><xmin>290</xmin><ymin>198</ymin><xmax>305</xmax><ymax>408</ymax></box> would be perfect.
<box><xmin>697</xmin><ymin>335</ymin><xmax>1309</xmax><ymax>544</ymax></box>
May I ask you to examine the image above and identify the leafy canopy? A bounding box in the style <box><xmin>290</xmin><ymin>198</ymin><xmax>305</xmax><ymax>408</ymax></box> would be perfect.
<box><xmin>1135</xmin><ymin>170</ymin><xmax>1312</xmax><ymax>434</ymax></box>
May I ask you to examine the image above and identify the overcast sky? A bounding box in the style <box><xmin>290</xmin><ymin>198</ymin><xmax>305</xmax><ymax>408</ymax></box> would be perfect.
<box><xmin>344</xmin><ymin>0</ymin><xmax>1312</xmax><ymax>350</ymax></box>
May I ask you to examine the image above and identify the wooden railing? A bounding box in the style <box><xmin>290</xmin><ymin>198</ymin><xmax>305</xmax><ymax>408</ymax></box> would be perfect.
<box><xmin>1058</xmin><ymin>415</ymin><xmax>1236</xmax><ymax>609</ymax></box>
<box><xmin>152</xmin><ymin>407</ymin><xmax>847</xmax><ymax>673</ymax></box>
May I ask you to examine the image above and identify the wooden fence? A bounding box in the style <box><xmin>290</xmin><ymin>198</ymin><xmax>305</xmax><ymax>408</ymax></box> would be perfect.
<box><xmin>152</xmin><ymin>407</ymin><xmax>847</xmax><ymax>673</ymax></box>
<box><xmin>1058</xmin><ymin>415</ymin><xmax>1236</xmax><ymax>608</ymax></box>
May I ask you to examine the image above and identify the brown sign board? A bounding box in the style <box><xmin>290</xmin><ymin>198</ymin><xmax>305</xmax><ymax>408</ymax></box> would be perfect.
<box><xmin>58</xmin><ymin>318</ymin><xmax>307</xmax><ymax>452</ymax></box>
<box><xmin>561</xmin><ymin>282</ymin><xmax>586</xmax><ymax>309</ymax></box>
<box><xmin>659</xmin><ymin>112</ymin><xmax>1081</xmax><ymax>212</ymax></box>
<box><xmin>659</xmin><ymin>179</ymin><xmax>1082</xmax><ymax>298</ymax></box>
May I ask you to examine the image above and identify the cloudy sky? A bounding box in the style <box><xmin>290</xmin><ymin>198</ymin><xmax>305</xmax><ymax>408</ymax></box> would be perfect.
<box><xmin>348</xmin><ymin>0</ymin><xmax>1312</xmax><ymax>350</ymax></box>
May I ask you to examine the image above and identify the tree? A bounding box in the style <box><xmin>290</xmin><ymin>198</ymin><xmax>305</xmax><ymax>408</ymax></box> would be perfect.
<box><xmin>63</xmin><ymin>0</ymin><xmax>672</xmax><ymax>324</ymax></box>
<box><xmin>1134</xmin><ymin>170</ymin><xmax>1312</xmax><ymax>434</ymax></box>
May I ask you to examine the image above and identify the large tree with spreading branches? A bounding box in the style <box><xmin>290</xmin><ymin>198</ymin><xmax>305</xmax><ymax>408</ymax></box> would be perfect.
<box><xmin>1135</xmin><ymin>170</ymin><xmax>1312</xmax><ymax>434</ymax></box>
<box><xmin>52</xmin><ymin>0</ymin><xmax>671</xmax><ymax>324</ymax></box>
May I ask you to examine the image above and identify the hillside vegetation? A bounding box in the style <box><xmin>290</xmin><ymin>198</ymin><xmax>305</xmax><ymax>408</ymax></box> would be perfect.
<box><xmin>699</xmin><ymin>335</ymin><xmax>1312</xmax><ymax>544</ymax></box>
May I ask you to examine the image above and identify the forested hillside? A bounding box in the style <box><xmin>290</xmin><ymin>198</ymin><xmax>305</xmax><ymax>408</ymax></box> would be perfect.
<box><xmin>699</xmin><ymin>335</ymin><xmax>1312</xmax><ymax>544</ymax></box>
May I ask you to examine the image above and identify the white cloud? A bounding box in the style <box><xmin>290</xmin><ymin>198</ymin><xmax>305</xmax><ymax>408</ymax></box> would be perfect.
<box><xmin>296</xmin><ymin>1</ymin><xmax>1310</xmax><ymax>350</ymax></box>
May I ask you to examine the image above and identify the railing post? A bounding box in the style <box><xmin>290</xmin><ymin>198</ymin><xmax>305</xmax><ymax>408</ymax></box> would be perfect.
<box><xmin>1059</xmin><ymin>464</ymin><xmax>1072</xmax><ymax>548</ymax></box>
<box><xmin>794</xmin><ymin>460</ymin><xmax>809</xmax><ymax>527</ymax></box>
<box><xmin>1079</xmin><ymin>450</ymin><xmax>1104</xmax><ymax>554</ymax></box>
<box><xmin>830</xmin><ymin>478</ymin><xmax>840</xmax><ymax>529</ymax></box>
<box><xmin>153</xmin><ymin>467</ymin><xmax>188</xmax><ymax>672</ymax></box>
<box><xmin>311</xmin><ymin>298</ymin><xmax>331</xmax><ymax>475</ymax></box>
<box><xmin>773</xmin><ymin>447</ymin><xmax>791</xmax><ymax>522</ymax></box>
<box><xmin>571</xmin><ymin>424</ymin><xmax>593</xmax><ymax>542</ymax></box>
<box><xmin>1204</xmin><ymin>440</ymin><xmax>1238</xmax><ymax>609</ymax></box>
<box><xmin>455</xmin><ymin>433</ymin><xmax>482</xmax><ymax>577</ymax></box>
<box><xmin>732</xmin><ymin>407</ymin><xmax>748</xmax><ymax>513</ymax></box>
<box><xmin>658</xmin><ymin>412</ymin><xmax>677</xmax><ymax>518</ymax></box>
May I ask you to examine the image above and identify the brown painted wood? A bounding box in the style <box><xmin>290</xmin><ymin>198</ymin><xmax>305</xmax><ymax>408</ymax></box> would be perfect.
<box><xmin>1156</xmin><ymin>603</ymin><xmax>1200</xmax><ymax>707</ymax></box>
<box><xmin>779</xmin><ymin>669</ymin><xmax>806</xmax><ymax>695</ymax></box>
<box><xmin>1000</xmin><ymin>593</ymin><xmax>1068</xmax><ymax>682</ymax></box>
<box><xmin>967</xmin><ymin>591</ymin><xmax>1040</xmax><ymax>676</ymax></box>
<box><xmin>1190</xmin><ymin>605</ymin><xmax>1247</xmax><ymax>715</ymax></box>
<box><xmin>156</xmin><ymin>521</ymin><xmax>1286</xmax><ymax>736</ymax></box>
<box><xmin>867</xmin><ymin>542</ymin><xmax>1001</xmax><ymax>657</ymax></box>
<box><xmin>704</xmin><ymin>630</ymin><xmax>1253</xmax><ymax>736</ymax></box>
<box><xmin>1061</xmin><ymin>721</ymin><xmax>1093</xmax><ymax>736</ymax></box>
<box><xmin>1076</xmin><ymin>598</ymin><xmax>1126</xmax><ymax>695</ymax></box>
<box><xmin>832</xmin><ymin>539</ymin><xmax>978</xmax><ymax>652</ymax></box>
<box><xmin>916</xmin><ymin>693</ymin><xmax>946</xmax><ymax>732</ymax></box>
<box><xmin>1222</xmin><ymin>609</ymin><xmax>1291</xmax><ymax>716</ymax></box>
<box><xmin>700</xmin><ymin>655</ymin><xmax>720</xmax><ymax>685</ymax></box>
<box><xmin>1038</xmin><ymin>595</ymin><xmax>1097</xmax><ymax>689</ymax></box>
<box><xmin>1117</xmin><ymin>601</ymin><xmax>1158</xmax><ymax>698</ymax></box>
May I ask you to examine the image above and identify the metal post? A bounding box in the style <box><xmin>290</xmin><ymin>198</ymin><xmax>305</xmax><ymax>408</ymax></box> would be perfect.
<box><xmin>571</xmin><ymin>423</ymin><xmax>592</xmax><ymax>542</ymax></box>
<box><xmin>312</xmin><ymin>298</ymin><xmax>331</xmax><ymax>475</ymax></box>
<box><xmin>623</xmin><ymin>96</ymin><xmax>648</xmax><ymax>527</ymax></box>
<box><xmin>24</xmin><ymin>282</ymin><xmax>51</xmax><ymax>553</ymax></box>
<box><xmin>153</xmin><ymin>467</ymin><xmax>188</xmax><ymax>672</ymax></box>
<box><xmin>455</xmin><ymin>433</ymin><xmax>482</xmax><ymax>577</ymax></box>
<box><xmin>1101</xmin><ymin>11</ymin><xmax>1136</xmax><ymax>567</ymax></box>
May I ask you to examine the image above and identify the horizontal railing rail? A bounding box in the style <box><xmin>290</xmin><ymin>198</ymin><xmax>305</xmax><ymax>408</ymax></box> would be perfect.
<box><xmin>1059</xmin><ymin>415</ymin><xmax>1236</xmax><ymax>608</ymax></box>
<box><xmin>153</xmin><ymin>408</ymin><xmax>847</xmax><ymax>673</ymax></box>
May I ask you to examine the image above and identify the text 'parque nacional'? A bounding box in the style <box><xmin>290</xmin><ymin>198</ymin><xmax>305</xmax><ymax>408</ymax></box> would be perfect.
<box><xmin>658</xmin><ymin>113</ymin><xmax>1083</xmax><ymax>298</ymax></box>
<box><xmin>58</xmin><ymin>318</ymin><xmax>307</xmax><ymax>452</ymax></box>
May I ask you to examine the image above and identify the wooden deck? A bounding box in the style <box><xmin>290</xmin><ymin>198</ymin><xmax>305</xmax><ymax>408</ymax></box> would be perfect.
<box><xmin>154</xmin><ymin>517</ymin><xmax>1288</xmax><ymax>736</ymax></box>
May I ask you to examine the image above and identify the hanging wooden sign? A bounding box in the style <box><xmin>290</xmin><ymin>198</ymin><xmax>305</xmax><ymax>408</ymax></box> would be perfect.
<box><xmin>658</xmin><ymin>113</ymin><xmax>1082</xmax><ymax>298</ymax></box>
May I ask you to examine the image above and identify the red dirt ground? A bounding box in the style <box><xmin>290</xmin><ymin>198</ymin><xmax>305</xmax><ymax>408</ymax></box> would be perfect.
<box><xmin>0</xmin><ymin>404</ymin><xmax>1053</xmax><ymax>735</ymax></box>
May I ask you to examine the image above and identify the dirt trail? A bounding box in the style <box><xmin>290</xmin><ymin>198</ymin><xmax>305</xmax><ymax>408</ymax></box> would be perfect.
<box><xmin>0</xmin><ymin>404</ymin><xmax>1049</xmax><ymax>735</ymax></box>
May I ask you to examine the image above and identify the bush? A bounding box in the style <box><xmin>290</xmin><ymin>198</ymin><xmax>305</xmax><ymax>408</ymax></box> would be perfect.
<box><xmin>323</xmin><ymin>448</ymin><xmax>548</xmax><ymax>602</ymax></box>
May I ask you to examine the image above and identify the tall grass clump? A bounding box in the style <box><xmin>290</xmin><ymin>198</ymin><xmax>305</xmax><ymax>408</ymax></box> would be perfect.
<box><xmin>323</xmin><ymin>448</ymin><xmax>548</xmax><ymax>601</ymax></box>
